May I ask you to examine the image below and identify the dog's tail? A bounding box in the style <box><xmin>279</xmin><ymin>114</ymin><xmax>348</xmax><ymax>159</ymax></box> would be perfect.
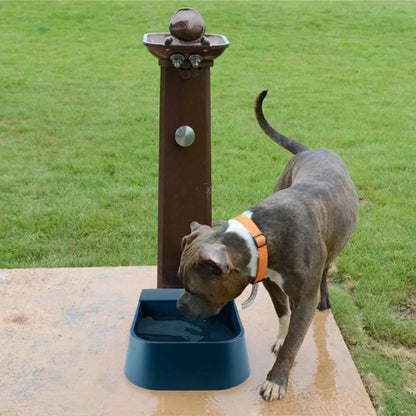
<box><xmin>255</xmin><ymin>90</ymin><xmax>308</xmax><ymax>155</ymax></box>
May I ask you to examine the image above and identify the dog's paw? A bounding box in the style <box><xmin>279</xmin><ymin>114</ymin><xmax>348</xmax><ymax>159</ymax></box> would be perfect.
<box><xmin>317</xmin><ymin>297</ymin><xmax>331</xmax><ymax>311</ymax></box>
<box><xmin>259</xmin><ymin>380</ymin><xmax>286</xmax><ymax>401</ymax></box>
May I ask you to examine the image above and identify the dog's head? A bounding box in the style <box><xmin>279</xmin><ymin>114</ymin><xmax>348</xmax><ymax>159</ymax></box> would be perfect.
<box><xmin>177</xmin><ymin>222</ymin><xmax>251</xmax><ymax>320</ymax></box>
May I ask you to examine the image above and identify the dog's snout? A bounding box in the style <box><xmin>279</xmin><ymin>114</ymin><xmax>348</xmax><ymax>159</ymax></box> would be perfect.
<box><xmin>176</xmin><ymin>295</ymin><xmax>201</xmax><ymax>320</ymax></box>
<box><xmin>177</xmin><ymin>291</ymin><xmax>221</xmax><ymax>320</ymax></box>
<box><xmin>176</xmin><ymin>297</ymin><xmax>186</xmax><ymax>314</ymax></box>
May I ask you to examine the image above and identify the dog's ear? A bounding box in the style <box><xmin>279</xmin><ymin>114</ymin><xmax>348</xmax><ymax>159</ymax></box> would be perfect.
<box><xmin>200</xmin><ymin>243</ymin><xmax>230</xmax><ymax>276</ymax></box>
<box><xmin>182</xmin><ymin>222</ymin><xmax>202</xmax><ymax>250</ymax></box>
<box><xmin>182</xmin><ymin>233</ymin><xmax>197</xmax><ymax>251</ymax></box>
<box><xmin>190</xmin><ymin>221</ymin><xmax>201</xmax><ymax>232</ymax></box>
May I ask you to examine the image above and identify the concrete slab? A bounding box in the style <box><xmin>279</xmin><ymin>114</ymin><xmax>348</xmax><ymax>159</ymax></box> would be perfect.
<box><xmin>0</xmin><ymin>266</ymin><xmax>376</xmax><ymax>416</ymax></box>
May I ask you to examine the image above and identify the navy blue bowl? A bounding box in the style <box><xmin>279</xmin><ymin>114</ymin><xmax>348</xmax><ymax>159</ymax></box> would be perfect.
<box><xmin>124</xmin><ymin>289</ymin><xmax>250</xmax><ymax>390</ymax></box>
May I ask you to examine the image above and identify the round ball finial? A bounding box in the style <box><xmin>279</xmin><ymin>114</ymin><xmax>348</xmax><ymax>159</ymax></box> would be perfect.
<box><xmin>169</xmin><ymin>8</ymin><xmax>205</xmax><ymax>42</ymax></box>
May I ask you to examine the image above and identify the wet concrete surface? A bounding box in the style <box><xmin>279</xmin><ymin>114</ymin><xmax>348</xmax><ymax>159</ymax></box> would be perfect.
<box><xmin>0</xmin><ymin>266</ymin><xmax>376</xmax><ymax>415</ymax></box>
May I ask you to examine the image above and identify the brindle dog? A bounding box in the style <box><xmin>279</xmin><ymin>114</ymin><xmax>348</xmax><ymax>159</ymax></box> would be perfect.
<box><xmin>177</xmin><ymin>90</ymin><xmax>359</xmax><ymax>401</ymax></box>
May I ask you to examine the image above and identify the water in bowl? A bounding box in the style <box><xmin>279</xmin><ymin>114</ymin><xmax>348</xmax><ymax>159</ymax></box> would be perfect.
<box><xmin>137</xmin><ymin>315</ymin><xmax>235</xmax><ymax>342</ymax></box>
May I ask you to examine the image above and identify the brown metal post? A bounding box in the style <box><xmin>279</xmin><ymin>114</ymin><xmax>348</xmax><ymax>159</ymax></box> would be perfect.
<box><xmin>143</xmin><ymin>8</ymin><xmax>229</xmax><ymax>288</ymax></box>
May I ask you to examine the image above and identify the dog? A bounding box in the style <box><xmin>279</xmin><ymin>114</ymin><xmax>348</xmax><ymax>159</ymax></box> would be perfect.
<box><xmin>176</xmin><ymin>90</ymin><xmax>359</xmax><ymax>401</ymax></box>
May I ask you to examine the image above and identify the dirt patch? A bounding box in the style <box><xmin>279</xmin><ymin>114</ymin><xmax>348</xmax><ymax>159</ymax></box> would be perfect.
<box><xmin>400</xmin><ymin>292</ymin><xmax>416</xmax><ymax>321</ymax></box>
<box><xmin>3</xmin><ymin>313</ymin><xmax>29</xmax><ymax>325</ymax></box>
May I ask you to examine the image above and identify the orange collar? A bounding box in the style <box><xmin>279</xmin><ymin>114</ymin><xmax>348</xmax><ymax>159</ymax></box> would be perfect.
<box><xmin>233</xmin><ymin>214</ymin><xmax>268</xmax><ymax>283</ymax></box>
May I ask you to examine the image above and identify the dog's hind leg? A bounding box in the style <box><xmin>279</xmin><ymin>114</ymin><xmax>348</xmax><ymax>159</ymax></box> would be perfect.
<box><xmin>262</xmin><ymin>276</ymin><xmax>291</xmax><ymax>355</ymax></box>
<box><xmin>318</xmin><ymin>267</ymin><xmax>331</xmax><ymax>311</ymax></box>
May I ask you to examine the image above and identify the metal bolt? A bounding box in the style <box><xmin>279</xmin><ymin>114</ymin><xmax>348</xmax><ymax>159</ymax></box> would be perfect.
<box><xmin>189</xmin><ymin>54</ymin><xmax>203</xmax><ymax>69</ymax></box>
<box><xmin>170</xmin><ymin>53</ymin><xmax>185</xmax><ymax>69</ymax></box>
<box><xmin>175</xmin><ymin>126</ymin><xmax>195</xmax><ymax>147</ymax></box>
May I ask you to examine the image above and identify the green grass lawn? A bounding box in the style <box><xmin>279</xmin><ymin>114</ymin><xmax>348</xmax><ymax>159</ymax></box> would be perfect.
<box><xmin>1</xmin><ymin>1</ymin><xmax>415</xmax><ymax>414</ymax></box>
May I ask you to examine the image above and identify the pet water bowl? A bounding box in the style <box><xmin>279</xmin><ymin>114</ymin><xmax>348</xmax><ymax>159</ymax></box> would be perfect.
<box><xmin>124</xmin><ymin>289</ymin><xmax>250</xmax><ymax>390</ymax></box>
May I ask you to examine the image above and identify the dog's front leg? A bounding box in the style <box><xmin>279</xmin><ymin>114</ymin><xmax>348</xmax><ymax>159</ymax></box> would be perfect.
<box><xmin>262</xmin><ymin>277</ymin><xmax>291</xmax><ymax>355</ymax></box>
<box><xmin>260</xmin><ymin>290</ymin><xmax>319</xmax><ymax>401</ymax></box>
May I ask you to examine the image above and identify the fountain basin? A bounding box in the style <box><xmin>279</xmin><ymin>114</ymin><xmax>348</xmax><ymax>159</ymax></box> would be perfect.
<box><xmin>124</xmin><ymin>289</ymin><xmax>250</xmax><ymax>390</ymax></box>
<box><xmin>143</xmin><ymin>33</ymin><xmax>230</xmax><ymax>62</ymax></box>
